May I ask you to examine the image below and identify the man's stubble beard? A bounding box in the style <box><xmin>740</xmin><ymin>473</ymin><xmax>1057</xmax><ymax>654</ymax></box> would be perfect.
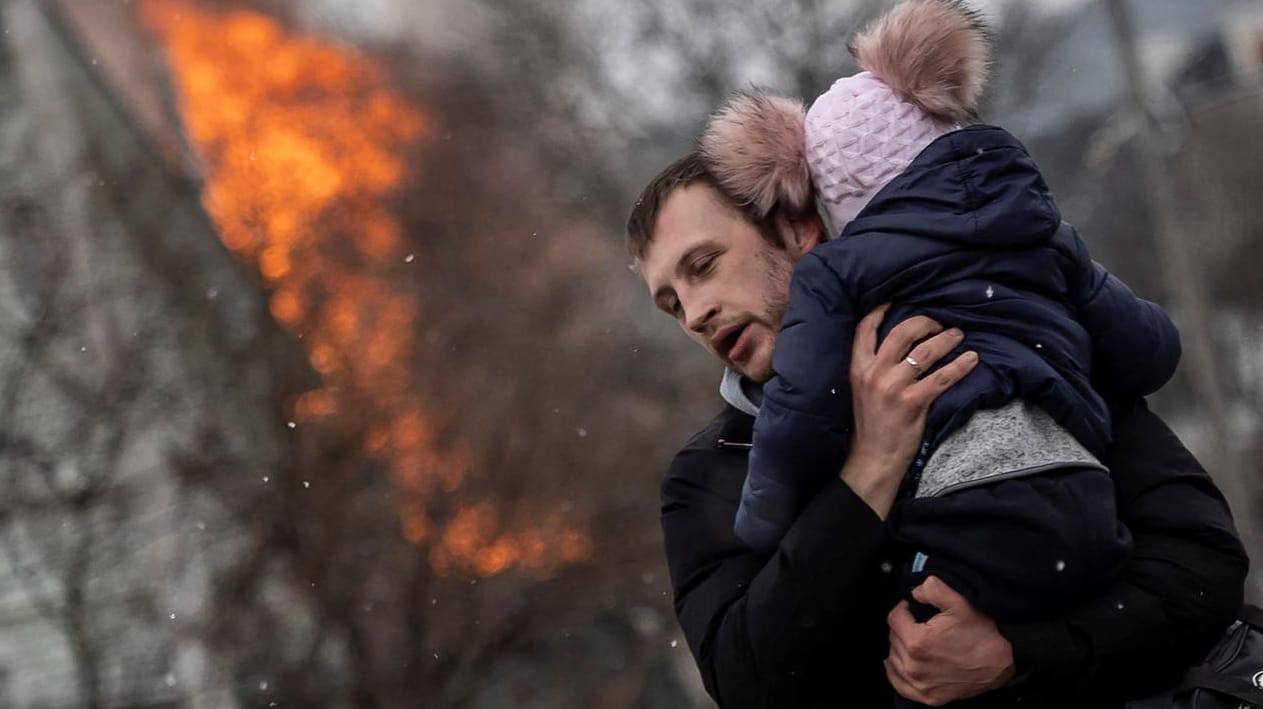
<box><xmin>760</xmin><ymin>246</ymin><xmax>794</xmax><ymax>326</ymax></box>
<box><xmin>745</xmin><ymin>245</ymin><xmax>795</xmax><ymax>382</ymax></box>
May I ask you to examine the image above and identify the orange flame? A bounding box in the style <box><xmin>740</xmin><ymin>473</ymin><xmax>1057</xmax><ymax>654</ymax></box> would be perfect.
<box><xmin>142</xmin><ymin>0</ymin><xmax>589</xmax><ymax>576</ymax></box>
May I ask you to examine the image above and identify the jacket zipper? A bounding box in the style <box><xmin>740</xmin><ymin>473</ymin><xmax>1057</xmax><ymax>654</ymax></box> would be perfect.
<box><xmin>716</xmin><ymin>439</ymin><xmax>752</xmax><ymax>450</ymax></box>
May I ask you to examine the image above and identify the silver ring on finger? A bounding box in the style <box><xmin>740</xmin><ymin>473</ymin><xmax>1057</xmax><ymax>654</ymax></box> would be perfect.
<box><xmin>903</xmin><ymin>355</ymin><xmax>924</xmax><ymax>376</ymax></box>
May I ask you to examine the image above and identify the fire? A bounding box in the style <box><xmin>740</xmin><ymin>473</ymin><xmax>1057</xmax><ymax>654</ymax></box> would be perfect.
<box><xmin>141</xmin><ymin>0</ymin><xmax>589</xmax><ymax>576</ymax></box>
<box><xmin>429</xmin><ymin>504</ymin><xmax>593</xmax><ymax>577</ymax></box>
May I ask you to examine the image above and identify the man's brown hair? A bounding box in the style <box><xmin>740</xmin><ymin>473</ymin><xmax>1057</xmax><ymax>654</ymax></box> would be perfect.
<box><xmin>624</xmin><ymin>150</ymin><xmax>787</xmax><ymax>261</ymax></box>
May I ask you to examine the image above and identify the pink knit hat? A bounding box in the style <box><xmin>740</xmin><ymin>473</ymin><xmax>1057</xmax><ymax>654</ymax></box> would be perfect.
<box><xmin>805</xmin><ymin>73</ymin><xmax>958</xmax><ymax>231</ymax></box>
<box><xmin>701</xmin><ymin>0</ymin><xmax>991</xmax><ymax>233</ymax></box>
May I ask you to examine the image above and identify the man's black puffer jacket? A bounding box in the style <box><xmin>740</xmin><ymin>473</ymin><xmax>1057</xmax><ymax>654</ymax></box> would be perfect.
<box><xmin>661</xmin><ymin>400</ymin><xmax>1248</xmax><ymax>708</ymax></box>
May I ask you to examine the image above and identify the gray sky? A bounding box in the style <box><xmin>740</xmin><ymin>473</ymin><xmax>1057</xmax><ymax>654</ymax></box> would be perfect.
<box><xmin>296</xmin><ymin>0</ymin><xmax>1096</xmax><ymax>48</ymax></box>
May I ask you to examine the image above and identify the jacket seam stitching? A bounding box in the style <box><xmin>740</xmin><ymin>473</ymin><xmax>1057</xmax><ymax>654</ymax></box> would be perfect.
<box><xmin>926</xmin><ymin>460</ymin><xmax>1109</xmax><ymax>498</ymax></box>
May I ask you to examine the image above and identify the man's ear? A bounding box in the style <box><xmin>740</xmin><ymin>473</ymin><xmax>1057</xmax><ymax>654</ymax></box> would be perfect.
<box><xmin>780</xmin><ymin>212</ymin><xmax>823</xmax><ymax>258</ymax></box>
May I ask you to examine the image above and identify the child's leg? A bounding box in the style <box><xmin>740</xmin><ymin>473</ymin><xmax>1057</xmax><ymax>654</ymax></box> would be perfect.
<box><xmin>889</xmin><ymin>468</ymin><xmax>1129</xmax><ymax>708</ymax></box>
<box><xmin>892</xmin><ymin>466</ymin><xmax>1132</xmax><ymax>620</ymax></box>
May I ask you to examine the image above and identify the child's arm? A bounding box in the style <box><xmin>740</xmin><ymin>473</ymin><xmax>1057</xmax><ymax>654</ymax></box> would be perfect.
<box><xmin>1066</xmin><ymin>227</ymin><xmax>1182</xmax><ymax>400</ymax></box>
<box><xmin>737</xmin><ymin>252</ymin><xmax>858</xmax><ymax>552</ymax></box>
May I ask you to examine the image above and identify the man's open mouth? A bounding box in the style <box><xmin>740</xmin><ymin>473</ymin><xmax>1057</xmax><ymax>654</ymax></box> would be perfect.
<box><xmin>714</xmin><ymin>323</ymin><xmax>749</xmax><ymax>361</ymax></box>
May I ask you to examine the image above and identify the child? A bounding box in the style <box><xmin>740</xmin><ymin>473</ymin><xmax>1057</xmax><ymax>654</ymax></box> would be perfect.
<box><xmin>700</xmin><ymin>0</ymin><xmax>1180</xmax><ymax>641</ymax></box>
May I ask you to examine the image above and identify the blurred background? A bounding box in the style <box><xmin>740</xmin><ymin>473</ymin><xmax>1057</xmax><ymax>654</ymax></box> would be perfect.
<box><xmin>0</xmin><ymin>0</ymin><xmax>1258</xmax><ymax>706</ymax></box>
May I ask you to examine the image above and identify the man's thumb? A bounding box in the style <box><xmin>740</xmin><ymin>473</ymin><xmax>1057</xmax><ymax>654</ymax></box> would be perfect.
<box><xmin>911</xmin><ymin>575</ymin><xmax>965</xmax><ymax>608</ymax></box>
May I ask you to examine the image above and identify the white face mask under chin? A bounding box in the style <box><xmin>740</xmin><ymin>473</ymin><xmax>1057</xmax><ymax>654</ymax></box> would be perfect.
<box><xmin>720</xmin><ymin>368</ymin><xmax>762</xmax><ymax>417</ymax></box>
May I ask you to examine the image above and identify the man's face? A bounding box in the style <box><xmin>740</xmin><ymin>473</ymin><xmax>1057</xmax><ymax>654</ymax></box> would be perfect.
<box><xmin>637</xmin><ymin>184</ymin><xmax>815</xmax><ymax>382</ymax></box>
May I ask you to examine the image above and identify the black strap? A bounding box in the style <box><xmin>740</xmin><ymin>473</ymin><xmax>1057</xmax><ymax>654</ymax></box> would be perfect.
<box><xmin>1240</xmin><ymin>603</ymin><xmax>1263</xmax><ymax>631</ymax></box>
<box><xmin>1177</xmin><ymin>667</ymin><xmax>1263</xmax><ymax>704</ymax></box>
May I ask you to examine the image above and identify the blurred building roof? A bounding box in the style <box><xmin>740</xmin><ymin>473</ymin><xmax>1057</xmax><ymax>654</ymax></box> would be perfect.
<box><xmin>43</xmin><ymin>0</ymin><xmax>201</xmax><ymax>178</ymax></box>
<box><xmin>1003</xmin><ymin>0</ymin><xmax>1262</xmax><ymax>137</ymax></box>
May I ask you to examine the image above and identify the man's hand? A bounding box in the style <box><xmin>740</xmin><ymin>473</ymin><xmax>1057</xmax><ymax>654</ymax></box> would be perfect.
<box><xmin>841</xmin><ymin>305</ymin><xmax>977</xmax><ymax>519</ymax></box>
<box><xmin>884</xmin><ymin>576</ymin><xmax>1016</xmax><ymax>706</ymax></box>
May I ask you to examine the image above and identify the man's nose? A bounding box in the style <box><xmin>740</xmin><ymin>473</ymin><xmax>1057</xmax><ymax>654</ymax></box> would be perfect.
<box><xmin>683</xmin><ymin>293</ymin><xmax>718</xmax><ymax>334</ymax></box>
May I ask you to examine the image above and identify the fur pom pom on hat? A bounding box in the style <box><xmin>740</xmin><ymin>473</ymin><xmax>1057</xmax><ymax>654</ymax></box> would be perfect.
<box><xmin>852</xmin><ymin>0</ymin><xmax>991</xmax><ymax>122</ymax></box>
<box><xmin>698</xmin><ymin>1</ymin><xmax>993</xmax><ymax>234</ymax></box>
<box><xmin>806</xmin><ymin>0</ymin><xmax>992</xmax><ymax>232</ymax></box>
<box><xmin>699</xmin><ymin>92</ymin><xmax>812</xmax><ymax>219</ymax></box>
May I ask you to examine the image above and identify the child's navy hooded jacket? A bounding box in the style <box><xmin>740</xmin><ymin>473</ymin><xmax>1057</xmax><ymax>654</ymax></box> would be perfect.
<box><xmin>735</xmin><ymin>125</ymin><xmax>1181</xmax><ymax>554</ymax></box>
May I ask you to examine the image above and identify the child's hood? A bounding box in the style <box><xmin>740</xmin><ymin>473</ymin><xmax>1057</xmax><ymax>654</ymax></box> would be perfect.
<box><xmin>842</xmin><ymin>124</ymin><xmax>1062</xmax><ymax>249</ymax></box>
